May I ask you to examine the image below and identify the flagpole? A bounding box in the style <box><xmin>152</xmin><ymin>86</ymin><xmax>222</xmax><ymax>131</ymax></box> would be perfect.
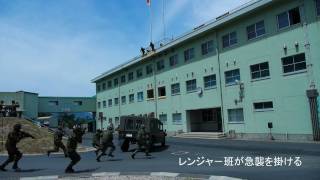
<box><xmin>149</xmin><ymin>1</ymin><xmax>153</xmax><ymax>43</ymax></box>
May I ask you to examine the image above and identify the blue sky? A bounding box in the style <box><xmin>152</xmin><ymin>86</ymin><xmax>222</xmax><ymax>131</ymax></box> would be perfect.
<box><xmin>0</xmin><ymin>0</ymin><xmax>250</xmax><ymax>97</ymax></box>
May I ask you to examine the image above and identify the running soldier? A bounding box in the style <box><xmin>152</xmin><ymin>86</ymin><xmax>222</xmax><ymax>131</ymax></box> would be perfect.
<box><xmin>92</xmin><ymin>129</ymin><xmax>102</xmax><ymax>155</ymax></box>
<box><xmin>96</xmin><ymin>126</ymin><xmax>115</xmax><ymax>162</ymax></box>
<box><xmin>0</xmin><ymin>124</ymin><xmax>35</xmax><ymax>171</ymax></box>
<box><xmin>131</xmin><ymin>125</ymin><xmax>151</xmax><ymax>159</ymax></box>
<box><xmin>65</xmin><ymin>126</ymin><xmax>85</xmax><ymax>173</ymax></box>
<box><xmin>47</xmin><ymin>126</ymin><xmax>67</xmax><ymax>157</ymax></box>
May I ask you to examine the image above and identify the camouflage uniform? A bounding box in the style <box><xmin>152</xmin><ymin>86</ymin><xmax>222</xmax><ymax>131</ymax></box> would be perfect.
<box><xmin>131</xmin><ymin>126</ymin><xmax>151</xmax><ymax>159</ymax></box>
<box><xmin>65</xmin><ymin>127</ymin><xmax>85</xmax><ymax>173</ymax></box>
<box><xmin>96</xmin><ymin>127</ymin><xmax>115</xmax><ymax>162</ymax></box>
<box><xmin>0</xmin><ymin>124</ymin><xmax>35</xmax><ymax>171</ymax></box>
<box><xmin>92</xmin><ymin>129</ymin><xmax>102</xmax><ymax>155</ymax></box>
<box><xmin>47</xmin><ymin>127</ymin><xmax>67</xmax><ymax>157</ymax></box>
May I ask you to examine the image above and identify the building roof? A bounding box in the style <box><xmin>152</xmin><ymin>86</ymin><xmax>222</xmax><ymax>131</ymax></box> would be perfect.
<box><xmin>91</xmin><ymin>0</ymin><xmax>273</xmax><ymax>83</ymax></box>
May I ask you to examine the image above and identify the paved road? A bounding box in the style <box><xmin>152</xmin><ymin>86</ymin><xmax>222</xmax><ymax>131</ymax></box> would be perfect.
<box><xmin>0</xmin><ymin>136</ymin><xmax>320</xmax><ymax>180</ymax></box>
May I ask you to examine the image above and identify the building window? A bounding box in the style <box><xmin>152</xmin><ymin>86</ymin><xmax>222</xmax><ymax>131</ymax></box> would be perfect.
<box><xmin>222</xmin><ymin>32</ymin><xmax>237</xmax><ymax>48</ymax></box>
<box><xmin>202</xmin><ymin>110</ymin><xmax>213</xmax><ymax>121</ymax></box>
<box><xmin>114</xmin><ymin>78</ymin><xmax>118</xmax><ymax>87</ymax></box>
<box><xmin>228</xmin><ymin>108</ymin><xmax>244</xmax><ymax>123</ymax></box>
<box><xmin>73</xmin><ymin>101</ymin><xmax>82</xmax><ymax>106</ymax></box>
<box><xmin>253</xmin><ymin>101</ymin><xmax>274</xmax><ymax>111</ymax></box>
<box><xmin>121</xmin><ymin>75</ymin><xmax>126</xmax><ymax>83</ymax></box>
<box><xmin>247</xmin><ymin>20</ymin><xmax>265</xmax><ymax>40</ymax></box>
<box><xmin>121</xmin><ymin>96</ymin><xmax>126</xmax><ymax>104</ymax></box>
<box><xmin>317</xmin><ymin>0</ymin><xmax>320</xmax><ymax>16</ymax></box>
<box><xmin>128</xmin><ymin>72</ymin><xmax>134</xmax><ymax>81</ymax></box>
<box><xmin>225</xmin><ymin>69</ymin><xmax>240</xmax><ymax>85</ymax></box>
<box><xmin>129</xmin><ymin>94</ymin><xmax>134</xmax><ymax>103</ymax></box>
<box><xmin>158</xmin><ymin>86</ymin><xmax>166</xmax><ymax>97</ymax></box>
<box><xmin>103</xmin><ymin>100</ymin><xmax>106</xmax><ymax>108</ymax></box>
<box><xmin>48</xmin><ymin>101</ymin><xmax>59</xmax><ymax>106</ymax></box>
<box><xmin>137</xmin><ymin>92</ymin><xmax>144</xmax><ymax>102</ymax></box>
<box><xmin>114</xmin><ymin>98</ymin><xmax>119</xmax><ymax>106</ymax></box>
<box><xmin>277</xmin><ymin>7</ymin><xmax>301</xmax><ymax>29</ymax></box>
<box><xmin>282</xmin><ymin>53</ymin><xmax>306</xmax><ymax>74</ymax></box>
<box><xmin>97</xmin><ymin>102</ymin><xmax>101</xmax><ymax>109</ymax></box>
<box><xmin>146</xmin><ymin>64</ymin><xmax>153</xmax><ymax>75</ymax></box>
<box><xmin>171</xmin><ymin>83</ymin><xmax>180</xmax><ymax>95</ymax></box>
<box><xmin>147</xmin><ymin>89</ymin><xmax>154</xmax><ymax>99</ymax></box>
<box><xmin>107</xmin><ymin>81</ymin><xmax>112</xmax><ymax>88</ymax></box>
<box><xmin>108</xmin><ymin>99</ymin><xmax>112</xmax><ymax>107</ymax></box>
<box><xmin>136</xmin><ymin>68</ymin><xmax>143</xmax><ymax>78</ymax></box>
<box><xmin>97</xmin><ymin>84</ymin><xmax>101</xmax><ymax>92</ymax></box>
<box><xmin>157</xmin><ymin>60</ymin><xmax>165</xmax><ymax>71</ymax></box>
<box><xmin>169</xmin><ymin>54</ymin><xmax>178</xmax><ymax>66</ymax></box>
<box><xmin>184</xmin><ymin>48</ymin><xmax>194</xmax><ymax>61</ymax></box>
<box><xmin>172</xmin><ymin>113</ymin><xmax>182</xmax><ymax>125</ymax></box>
<box><xmin>201</xmin><ymin>40</ymin><xmax>214</xmax><ymax>55</ymax></box>
<box><xmin>204</xmin><ymin>74</ymin><xmax>216</xmax><ymax>89</ymax></box>
<box><xmin>186</xmin><ymin>79</ymin><xmax>197</xmax><ymax>93</ymax></box>
<box><xmin>102</xmin><ymin>83</ymin><xmax>106</xmax><ymax>90</ymax></box>
<box><xmin>159</xmin><ymin>114</ymin><xmax>167</xmax><ymax>125</ymax></box>
<box><xmin>250</xmin><ymin>62</ymin><xmax>270</xmax><ymax>80</ymax></box>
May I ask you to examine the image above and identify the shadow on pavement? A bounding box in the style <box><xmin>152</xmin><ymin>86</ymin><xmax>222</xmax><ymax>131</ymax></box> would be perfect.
<box><xmin>151</xmin><ymin>145</ymin><xmax>169</xmax><ymax>152</ymax></box>
<box><xmin>99</xmin><ymin>158</ymin><xmax>123</xmax><ymax>162</ymax></box>
<box><xmin>74</xmin><ymin>167</ymin><xmax>99</xmax><ymax>173</ymax></box>
<box><xmin>17</xmin><ymin>168</ymin><xmax>46</xmax><ymax>173</ymax></box>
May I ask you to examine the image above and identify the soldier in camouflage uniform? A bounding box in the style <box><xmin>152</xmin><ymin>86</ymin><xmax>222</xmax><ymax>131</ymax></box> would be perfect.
<box><xmin>47</xmin><ymin>126</ymin><xmax>67</xmax><ymax>157</ymax></box>
<box><xmin>0</xmin><ymin>124</ymin><xmax>35</xmax><ymax>171</ymax></box>
<box><xmin>92</xmin><ymin>129</ymin><xmax>102</xmax><ymax>155</ymax></box>
<box><xmin>96</xmin><ymin>126</ymin><xmax>115</xmax><ymax>162</ymax></box>
<box><xmin>65</xmin><ymin>126</ymin><xmax>85</xmax><ymax>173</ymax></box>
<box><xmin>131</xmin><ymin>125</ymin><xmax>151</xmax><ymax>159</ymax></box>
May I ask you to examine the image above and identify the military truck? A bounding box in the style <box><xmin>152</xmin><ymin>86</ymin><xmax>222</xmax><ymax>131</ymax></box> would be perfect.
<box><xmin>118</xmin><ymin>116</ymin><xmax>166</xmax><ymax>152</ymax></box>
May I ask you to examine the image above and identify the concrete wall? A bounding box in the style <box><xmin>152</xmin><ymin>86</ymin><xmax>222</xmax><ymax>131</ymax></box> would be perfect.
<box><xmin>38</xmin><ymin>97</ymin><xmax>96</xmax><ymax>113</ymax></box>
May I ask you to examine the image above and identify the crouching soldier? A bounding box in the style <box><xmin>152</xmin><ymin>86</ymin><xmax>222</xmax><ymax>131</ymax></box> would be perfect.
<box><xmin>92</xmin><ymin>129</ymin><xmax>102</xmax><ymax>156</ymax></box>
<box><xmin>131</xmin><ymin>125</ymin><xmax>151</xmax><ymax>159</ymax></box>
<box><xmin>0</xmin><ymin>124</ymin><xmax>35</xmax><ymax>171</ymax></box>
<box><xmin>65</xmin><ymin>127</ymin><xmax>85</xmax><ymax>173</ymax></box>
<box><xmin>47</xmin><ymin>126</ymin><xmax>67</xmax><ymax>157</ymax></box>
<box><xmin>96</xmin><ymin>126</ymin><xmax>115</xmax><ymax>162</ymax></box>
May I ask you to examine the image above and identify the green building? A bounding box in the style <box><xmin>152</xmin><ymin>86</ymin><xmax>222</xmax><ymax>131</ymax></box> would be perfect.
<box><xmin>0</xmin><ymin>91</ymin><xmax>96</xmax><ymax>121</ymax></box>
<box><xmin>92</xmin><ymin>0</ymin><xmax>320</xmax><ymax>141</ymax></box>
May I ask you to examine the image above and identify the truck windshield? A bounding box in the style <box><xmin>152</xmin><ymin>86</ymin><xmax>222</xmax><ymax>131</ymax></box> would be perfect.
<box><xmin>125</xmin><ymin>119</ymin><xmax>134</xmax><ymax>130</ymax></box>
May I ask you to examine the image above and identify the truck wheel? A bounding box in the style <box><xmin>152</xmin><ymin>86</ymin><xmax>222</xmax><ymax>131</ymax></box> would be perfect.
<box><xmin>121</xmin><ymin>139</ymin><xmax>130</xmax><ymax>152</ymax></box>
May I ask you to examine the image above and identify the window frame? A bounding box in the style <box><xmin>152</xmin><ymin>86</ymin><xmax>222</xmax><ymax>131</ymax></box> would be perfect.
<box><xmin>158</xmin><ymin>86</ymin><xmax>166</xmax><ymax>98</ymax></box>
<box><xmin>114</xmin><ymin>98</ymin><xmax>119</xmax><ymax>106</ymax></box>
<box><xmin>171</xmin><ymin>83</ymin><xmax>180</xmax><ymax>95</ymax></box>
<box><xmin>184</xmin><ymin>48</ymin><xmax>195</xmax><ymax>62</ymax></box>
<box><xmin>169</xmin><ymin>54</ymin><xmax>179</xmax><ymax>67</ymax></box>
<box><xmin>121</xmin><ymin>96</ymin><xmax>126</xmax><ymax>104</ymax></box>
<box><xmin>121</xmin><ymin>75</ymin><xmax>126</xmax><ymax>83</ymax></box>
<box><xmin>136</xmin><ymin>68</ymin><xmax>143</xmax><ymax>78</ymax></box>
<box><xmin>186</xmin><ymin>79</ymin><xmax>197</xmax><ymax>93</ymax></box>
<box><xmin>128</xmin><ymin>72</ymin><xmax>134</xmax><ymax>81</ymax></box>
<box><xmin>247</xmin><ymin>20</ymin><xmax>266</xmax><ymax>40</ymax></box>
<box><xmin>137</xmin><ymin>91</ymin><xmax>144</xmax><ymax>102</ymax></box>
<box><xmin>103</xmin><ymin>100</ymin><xmax>107</xmax><ymax>108</ymax></box>
<box><xmin>317</xmin><ymin>0</ymin><xmax>320</xmax><ymax>16</ymax></box>
<box><xmin>222</xmin><ymin>32</ymin><xmax>237</xmax><ymax>48</ymax></box>
<box><xmin>114</xmin><ymin>78</ymin><xmax>118</xmax><ymax>87</ymax></box>
<box><xmin>157</xmin><ymin>60</ymin><xmax>165</xmax><ymax>71</ymax></box>
<box><xmin>250</xmin><ymin>62</ymin><xmax>270</xmax><ymax>81</ymax></box>
<box><xmin>129</xmin><ymin>94</ymin><xmax>134</xmax><ymax>103</ymax></box>
<box><xmin>201</xmin><ymin>40</ymin><xmax>214</xmax><ymax>55</ymax></box>
<box><xmin>147</xmin><ymin>89</ymin><xmax>155</xmax><ymax>100</ymax></box>
<box><xmin>203</xmin><ymin>74</ymin><xmax>217</xmax><ymax>90</ymax></box>
<box><xmin>102</xmin><ymin>82</ymin><xmax>106</xmax><ymax>90</ymax></box>
<box><xmin>281</xmin><ymin>53</ymin><xmax>307</xmax><ymax>75</ymax></box>
<box><xmin>159</xmin><ymin>114</ymin><xmax>167</xmax><ymax>125</ymax></box>
<box><xmin>108</xmin><ymin>99</ymin><xmax>112</xmax><ymax>107</ymax></box>
<box><xmin>277</xmin><ymin>7</ymin><xmax>301</xmax><ymax>30</ymax></box>
<box><xmin>172</xmin><ymin>113</ymin><xmax>182</xmax><ymax>125</ymax></box>
<box><xmin>146</xmin><ymin>64</ymin><xmax>153</xmax><ymax>75</ymax></box>
<box><xmin>225</xmin><ymin>69</ymin><xmax>240</xmax><ymax>86</ymax></box>
<box><xmin>227</xmin><ymin>108</ymin><xmax>244</xmax><ymax>124</ymax></box>
<box><xmin>253</xmin><ymin>101</ymin><xmax>274</xmax><ymax>112</ymax></box>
